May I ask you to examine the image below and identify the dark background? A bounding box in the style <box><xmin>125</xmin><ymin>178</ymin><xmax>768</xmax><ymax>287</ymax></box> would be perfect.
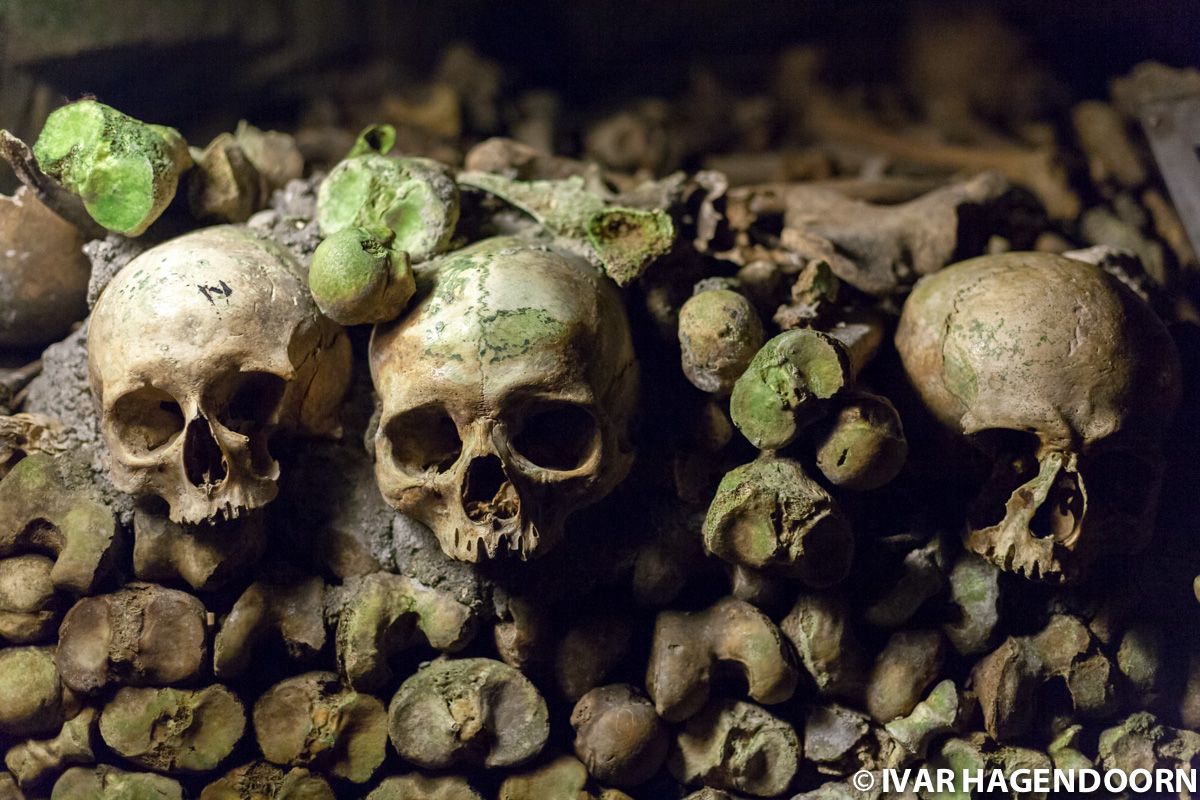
<box><xmin>3</xmin><ymin>0</ymin><xmax>1198</xmax><ymax>145</ymax></box>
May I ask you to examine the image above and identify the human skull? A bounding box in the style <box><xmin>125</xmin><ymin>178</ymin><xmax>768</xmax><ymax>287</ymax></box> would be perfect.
<box><xmin>89</xmin><ymin>226</ymin><xmax>351</xmax><ymax>524</ymax></box>
<box><xmin>370</xmin><ymin>237</ymin><xmax>638</xmax><ymax>562</ymax></box>
<box><xmin>896</xmin><ymin>252</ymin><xmax>1180</xmax><ymax>582</ymax></box>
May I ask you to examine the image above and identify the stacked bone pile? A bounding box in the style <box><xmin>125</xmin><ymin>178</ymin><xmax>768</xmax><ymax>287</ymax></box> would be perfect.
<box><xmin>1</xmin><ymin>13</ymin><xmax>1199</xmax><ymax>800</ymax></box>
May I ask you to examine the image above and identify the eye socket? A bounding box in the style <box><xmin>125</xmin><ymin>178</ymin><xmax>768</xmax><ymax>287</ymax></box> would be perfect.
<box><xmin>510</xmin><ymin>402</ymin><xmax>598</xmax><ymax>471</ymax></box>
<box><xmin>222</xmin><ymin>372</ymin><xmax>288</xmax><ymax>432</ymax></box>
<box><xmin>384</xmin><ymin>406</ymin><xmax>462</xmax><ymax>473</ymax></box>
<box><xmin>967</xmin><ymin>428</ymin><xmax>1042</xmax><ymax>530</ymax></box>
<box><xmin>110</xmin><ymin>387</ymin><xmax>185</xmax><ymax>454</ymax></box>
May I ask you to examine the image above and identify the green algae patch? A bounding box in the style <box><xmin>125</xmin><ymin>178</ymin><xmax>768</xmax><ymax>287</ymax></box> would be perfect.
<box><xmin>584</xmin><ymin>206</ymin><xmax>675</xmax><ymax>285</ymax></box>
<box><xmin>317</xmin><ymin>152</ymin><xmax>459</xmax><ymax>262</ymax></box>
<box><xmin>478</xmin><ymin>307</ymin><xmax>567</xmax><ymax>363</ymax></box>
<box><xmin>730</xmin><ymin>329</ymin><xmax>852</xmax><ymax>450</ymax></box>
<box><xmin>309</xmin><ymin>227</ymin><xmax>415</xmax><ymax>325</ymax></box>
<box><xmin>33</xmin><ymin>100</ymin><xmax>191</xmax><ymax>235</ymax></box>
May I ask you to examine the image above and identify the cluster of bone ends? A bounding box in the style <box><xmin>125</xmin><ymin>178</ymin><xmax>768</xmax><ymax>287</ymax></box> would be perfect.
<box><xmin>1</xmin><ymin>54</ymin><xmax>1194</xmax><ymax>800</ymax></box>
<box><xmin>11</xmin><ymin>204</ymin><xmax>1188</xmax><ymax>799</ymax></box>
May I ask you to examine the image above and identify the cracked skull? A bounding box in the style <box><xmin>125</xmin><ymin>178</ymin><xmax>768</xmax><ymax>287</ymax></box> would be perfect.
<box><xmin>370</xmin><ymin>236</ymin><xmax>638</xmax><ymax>562</ymax></box>
<box><xmin>896</xmin><ymin>252</ymin><xmax>1180</xmax><ymax>582</ymax></box>
<box><xmin>89</xmin><ymin>225</ymin><xmax>352</xmax><ymax>523</ymax></box>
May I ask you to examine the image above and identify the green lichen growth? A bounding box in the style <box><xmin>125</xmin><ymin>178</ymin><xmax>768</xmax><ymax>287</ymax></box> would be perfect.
<box><xmin>309</xmin><ymin>227</ymin><xmax>415</xmax><ymax>325</ymax></box>
<box><xmin>703</xmin><ymin>457</ymin><xmax>852</xmax><ymax>584</ymax></box>
<box><xmin>317</xmin><ymin>153</ymin><xmax>459</xmax><ymax>262</ymax></box>
<box><xmin>456</xmin><ymin>172</ymin><xmax>677</xmax><ymax>285</ymax></box>
<box><xmin>584</xmin><ymin>206</ymin><xmax>675</xmax><ymax>285</ymax></box>
<box><xmin>334</xmin><ymin>573</ymin><xmax>475</xmax><ymax>692</ymax></box>
<box><xmin>0</xmin><ymin>646</ymin><xmax>62</xmax><ymax>737</ymax></box>
<box><xmin>52</xmin><ymin>765</ymin><xmax>183</xmax><ymax>800</ymax></box>
<box><xmin>99</xmin><ymin>686</ymin><xmax>245</xmax><ymax>774</ymax></box>
<box><xmin>885</xmin><ymin>679</ymin><xmax>962</xmax><ymax>757</ymax></box>
<box><xmin>478</xmin><ymin>307</ymin><xmax>567</xmax><ymax>363</ymax></box>
<box><xmin>347</xmin><ymin>124</ymin><xmax>398</xmax><ymax>159</ymax></box>
<box><xmin>730</xmin><ymin>329</ymin><xmax>852</xmax><ymax>450</ymax></box>
<box><xmin>33</xmin><ymin>100</ymin><xmax>191</xmax><ymax>235</ymax></box>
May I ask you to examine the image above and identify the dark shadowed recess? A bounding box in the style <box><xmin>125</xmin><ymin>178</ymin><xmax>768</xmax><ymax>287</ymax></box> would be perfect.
<box><xmin>3</xmin><ymin>0</ymin><xmax>1197</xmax><ymax>150</ymax></box>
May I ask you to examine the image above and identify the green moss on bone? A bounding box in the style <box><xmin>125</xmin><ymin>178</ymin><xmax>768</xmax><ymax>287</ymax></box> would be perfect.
<box><xmin>33</xmin><ymin>100</ymin><xmax>191</xmax><ymax>235</ymax></box>
<box><xmin>730</xmin><ymin>329</ymin><xmax>852</xmax><ymax>450</ymax></box>
<box><xmin>584</xmin><ymin>206</ymin><xmax>675</xmax><ymax>285</ymax></box>
<box><xmin>317</xmin><ymin>153</ymin><xmax>459</xmax><ymax>262</ymax></box>
<box><xmin>347</xmin><ymin>124</ymin><xmax>397</xmax><ymax>158</ymax></box>
<box><xmin>703</xmin><ymin>457</ymin><xmax>853</xmax><ymax>585</ymax></box>
<box><xmin>309</xmin><ymin>227</ymin><xmax>415</xmax><ymax>325</ymax></box>
<box><xmin>456</xmin><ymin>171</ymin><xmax>678</xmax><ymax>285</ymax></box>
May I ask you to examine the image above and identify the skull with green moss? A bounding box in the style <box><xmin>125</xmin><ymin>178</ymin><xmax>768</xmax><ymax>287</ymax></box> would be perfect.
<box><xmin>369</xmin><ymin>237</ymin><xmax>638</xmax><ymax>562</ymax></box>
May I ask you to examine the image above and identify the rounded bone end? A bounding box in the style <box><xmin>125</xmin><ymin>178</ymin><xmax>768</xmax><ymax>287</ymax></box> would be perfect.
<box><xmin>52</xmin><ymin>764</ymin><xmax>183</xmax><ymax>800</ymax></box>
<box><xmin>678</xmin><ymin>289</ymin><xmax>764</xmax><ymax>394</ymax></box>
<box><xmin>571</xmin><ymin>684</ymin><xmax>669</xmax><ymax>787</ymax></box>
<box><xmin>253</xmin><ymin>672</ymin><xmax>387</xmax><ymax>784</ymax></box>
<box><xmin>199</xmin><ymin>761</ymin><xmax>336</xmax><ymax>800</ymax></box>
<box><xmin>387</xmin><ymin>658</ymin><xmax>549</xmax><ymax>770</ymax></box>
<box><xmin>366</xmin><ymin>773</ymin><xmax>484</xmax><ymax>800</ymax></box>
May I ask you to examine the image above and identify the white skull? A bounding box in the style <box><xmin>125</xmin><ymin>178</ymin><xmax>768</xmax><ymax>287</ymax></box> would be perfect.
<box><xmin>369</xmin><ymin>237</ymin><xmax>638</xmax><ymax>562</ymax></box>
<box><xmin>896</xmin><ymin>252</ymin><xmax>1180</xmax><ymax>582</ymax></box>
<box><xmin>89</xmin><ymin>226</ymin><xmax>351</xmax><ymax>524</ymax></box>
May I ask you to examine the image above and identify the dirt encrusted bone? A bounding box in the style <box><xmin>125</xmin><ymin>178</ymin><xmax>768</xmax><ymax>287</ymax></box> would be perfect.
<box><xmin>780</xmin><ymin>592</ymin><xmax>868</xmax><ymax>702</ymax></box>
<box><xmin>668</xmin><ymin>699</ymin><xmax>801</xmax><ymax>797</ymax></box>
<box><xmin>0</xmin><ymin>453</ymin><xmax>120</xmax><ymax>595</ymax></box>
<box><xmin>366</xmin><ymin>773</ymin><xmax>483</xmax><ymax>800</ymax></box>
<box><xmin>387</xmin><ymin>658</ymin><xmax>549</xmax><ymax>770</ymax></box>
<box><xmin>0</xmin><ymin>646</ymin><xmax>73</xmax><ymax>739</ymax></box>
<box><xmin>4</xmin><ymin>707</ymin><xmax>97</xmax><ymax>790</ymax></box>
<box><xmin>56</xmin><ymin>583</ymin><xmax>209</xmax><ymax>694</ymax></box>
<box><xmin>132</xmin><ymin>509</ymin><xmax>265</xmax><ymax>592</ymax></box>
<box><xmin>0</xmin><ymin>554</ymin><xmax>62</xmax><ymax>643</ymax></box>
<box><xmin>199</xmin><ymin>761</ymin><xmax>335</xmax><ymax>800</ymax></box>
<box><xmin>253</xmin><ymin>671</ymin><xmax>387</xmax><ymax>784</ymax></box>
<box><xmin>328</xmin><ymin>571</ymin><xmax>479</xmax><ymax>691</ymax></box>
<box><xmin>776</xmin><ymin>171</ymin><xmax>1025</xmax><ymax>295</ymax></box>
<box><xmin>51</xmin><ymin>764</ymin><xmax>183</xmax><ymax>799</ymax></box>
<box><xmin>703</xmin><ymin>457</ymin><xmax>853</xmax><ymax>585</ymax></box>
<box><xmin>98</xmin><ymin>685</ymin><xmax>245</xmax><ymax>774</ymax></box>
<box><xmin>213</xmin><ymin>575</ymin><xmax>326</xmax><ymax>680</ymax></box>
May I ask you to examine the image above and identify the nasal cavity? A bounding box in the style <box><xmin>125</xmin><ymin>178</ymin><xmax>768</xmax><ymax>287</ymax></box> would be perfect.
<box><xmin>463</xmin><ymin>455</ymin><xmax>519</xmax><ymax>522</ymax></box>
<box><xmin>183</xmin><ymin>417</ymin><xmax>227</xmax><ymax>488</ymax></box>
